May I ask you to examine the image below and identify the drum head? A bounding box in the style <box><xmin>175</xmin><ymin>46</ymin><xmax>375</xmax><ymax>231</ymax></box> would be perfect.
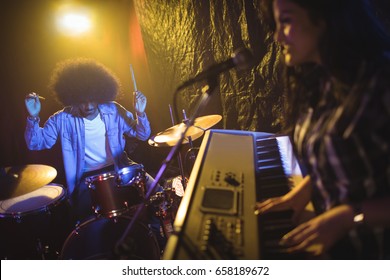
<box><xmin>0</xmin><ymin>184</ymin><xmax>65</xmax><ymax>216</ymax></box>
<box><xmin>117</xmin><ymin>164</ymin><xmax>145</xmax><ymax>186</ymax></box>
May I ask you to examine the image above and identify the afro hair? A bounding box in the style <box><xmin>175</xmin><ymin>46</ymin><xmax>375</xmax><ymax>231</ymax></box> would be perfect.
<box><xmin>48</xmin><ymin>58</ymin><xmax>121</xmax><ymax>106</ymax></box>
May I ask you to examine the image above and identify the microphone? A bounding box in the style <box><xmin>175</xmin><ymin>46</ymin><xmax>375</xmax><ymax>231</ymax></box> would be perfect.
<box><xmin>177</xmin><ymin>47</ymin><xmax>253</xmax><ymax>90</ymax></box>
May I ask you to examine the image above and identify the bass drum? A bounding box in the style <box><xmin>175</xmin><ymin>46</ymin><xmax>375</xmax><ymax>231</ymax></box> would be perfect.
<box><xmin>60</xmin><ymin>215</ymin><xmax>160</xmax><ymax>260</ymax></box>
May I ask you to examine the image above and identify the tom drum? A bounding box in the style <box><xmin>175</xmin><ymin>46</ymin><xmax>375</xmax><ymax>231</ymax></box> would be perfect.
<box><xmin>0</xmin><ymin>184</ymin><xmax>70</xmax><ymax>259</ymax></box>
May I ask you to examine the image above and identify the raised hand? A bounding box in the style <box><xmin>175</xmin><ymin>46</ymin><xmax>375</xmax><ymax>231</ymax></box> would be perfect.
<box><xmin>25</xmin><ymin>92</ymin><xmax>42</xmax><ymax>117</ymax></box>
<box><xmin>133</xmin><ymin>90</ymin><xmax>147</xmax><ymax>115</ymax></box>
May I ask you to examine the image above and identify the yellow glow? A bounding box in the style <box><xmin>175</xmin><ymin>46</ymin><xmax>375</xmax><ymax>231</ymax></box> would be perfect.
<box><xmin>354</xmin><ymin>213</ymin><xmax>364</xmax><ymax>223</ymax></box>
<box><xmin>55</xmin><ymin>4</ymin><xmax>93</xmax><ymax>36</ymax></box>
<box><xmin>58</xmin><ymin>14</ymin><xmax>91</xmax><ymax>34</ymax></box>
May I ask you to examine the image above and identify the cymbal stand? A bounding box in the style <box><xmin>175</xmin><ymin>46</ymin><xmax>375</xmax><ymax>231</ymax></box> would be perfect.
<box><xmin>182</xmin><ymin>109</ymin><xmax>198</xmax><ymax>178</ymax></box>
<box><xmin>182</xmin><ymin>109</ymin><xmax>193</xmax><ymax>147</ymax></box>
<box><xmin>169</xmin><ymin>105</ymin><xmax>187</xmax><ymax>190</ymax></box>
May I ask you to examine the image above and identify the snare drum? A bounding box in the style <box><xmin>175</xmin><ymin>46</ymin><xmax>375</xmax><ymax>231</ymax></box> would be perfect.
<box><xmin>0</xmin><ymin>184</ymin><xmax>70</xmax><ymax>259</ymax></box>
<box><xmin>60</xmin><ymin>215</ymin><xmax>160</xmax><ymax>259</ymax></box>
<box><xmin>86</xmin><ymin>164</ymin><xmax>146</xmax><ymax>218</ymax></box>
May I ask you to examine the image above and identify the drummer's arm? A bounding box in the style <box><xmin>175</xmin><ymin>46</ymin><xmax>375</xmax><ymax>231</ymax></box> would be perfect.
<box><xmin>134</xmin><ymin>112</ymin><xmax>151</xmax><ymax>141</ymax></box>
<box><xmin>133</xmin><ymin>91</ymin><xmax>150</xmax><ymax>141</ymax></box>
<box><xmin>121</xmin><ymin>104</ymin><xmax>151</xmax><ymax>141</ymax></box>
<box><xmin>25</xmin><ymin>114</ymin><xmax>59</xmax><ymax>150</ymax></box>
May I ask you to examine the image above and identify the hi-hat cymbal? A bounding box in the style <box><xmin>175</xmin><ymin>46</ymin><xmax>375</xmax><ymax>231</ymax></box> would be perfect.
<box><xmin>150</xmin><ymin>114</ymin><xmax>222</xmax><ymax>147</ymax></box>
<box><xmin>0</xmin><ymin>165</ymin><xmax>57</xmax><ymax>200</ymax></box>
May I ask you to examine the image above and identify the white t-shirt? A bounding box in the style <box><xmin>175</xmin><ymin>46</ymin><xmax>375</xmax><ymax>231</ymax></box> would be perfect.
<box><xmin>83</xmin><ymin>115</ymin><xmax>114</xmax><ymax>172</ymax></box>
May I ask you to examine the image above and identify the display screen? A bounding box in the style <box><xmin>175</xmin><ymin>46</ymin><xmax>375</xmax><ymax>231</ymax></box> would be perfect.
<box><xmin>201</xmin><ymin>188</ymin><xmax>235</xmax><ymax>211</ymax></box>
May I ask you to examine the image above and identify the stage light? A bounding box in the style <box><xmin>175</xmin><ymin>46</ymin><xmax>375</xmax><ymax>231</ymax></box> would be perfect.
<box><xmin>55</xmin><ymin>5</ymin><xmax>93</xmax><ymax>36</ymax></box>
<box><xmin>58</xmin><ymin>13</ymin><xmax>91</xmax><ymax>35</ymax></box>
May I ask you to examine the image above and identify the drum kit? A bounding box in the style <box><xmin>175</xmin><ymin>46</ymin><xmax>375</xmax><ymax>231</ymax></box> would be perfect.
<box><xmin>0</xmin><ymin>114</ymin><xmax>221</xmax><ymax>260</ymax></box>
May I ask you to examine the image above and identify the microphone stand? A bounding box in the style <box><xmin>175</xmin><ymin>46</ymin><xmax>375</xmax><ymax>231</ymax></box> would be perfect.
<box><xmin>115</xmin><ymin>77</ymin><xmax>218</xmax><ymax>259</ymax></box>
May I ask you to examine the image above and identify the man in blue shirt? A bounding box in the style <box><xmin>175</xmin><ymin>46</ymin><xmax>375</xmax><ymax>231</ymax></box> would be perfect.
<box><xmin>25</xmin><ymin>58</ymin><xmax>163</xmax><ymax>258</ymax></box>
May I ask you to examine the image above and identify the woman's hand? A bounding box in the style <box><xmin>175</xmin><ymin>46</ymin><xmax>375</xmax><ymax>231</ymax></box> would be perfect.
<box><xmin>280</xmin><ymin>204</ymin><xmax>355</xmax><ymax>256</ymax></box>
<box><xmin>255</xmin><ymin>175</ymin><xmax>312</xmax><ymax>223</ymax></box>
<box><xmin>255</xmin><ymin>195</ymin><xmax>293</xmax><ymax>214</ymax></box>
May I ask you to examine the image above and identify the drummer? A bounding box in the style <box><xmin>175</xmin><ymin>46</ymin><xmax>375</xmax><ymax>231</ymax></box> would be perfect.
<box><xmin>24</xmin><ymin>58</ymin><xmax>165</xmax><ymax>247</ymax></box>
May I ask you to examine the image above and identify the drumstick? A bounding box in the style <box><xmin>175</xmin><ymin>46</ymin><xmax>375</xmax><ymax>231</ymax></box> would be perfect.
<box><xmin>130</xmin><ymin>64</ymin><xmax>139</xmax><ymax>124</ymax></box>
<box><xmin>130</xmin><ymin>64</ymin><xmax>138</xmax><ymax>92</ymax></box>
<box><xmin>168</xmin><ymin>104</ymin><xmax>175</xmax><ymax>125</ymax></box>
<box><xmin>27</xmin><ymin>92</ymin><xmax>45</xmax><ymax>100</ymax></box>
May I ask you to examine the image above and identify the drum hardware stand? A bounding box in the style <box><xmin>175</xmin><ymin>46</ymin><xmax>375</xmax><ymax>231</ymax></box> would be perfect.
<box><xmin>181</xmin><ymin>109</ymin><xmax>201</xmax><ymax>178</ymax></box>
<box><xmin>158</xmin><ymin>208</ymin><xmax>174</xmax><ymax>239</ymax></box>
<box><xmin>114</xmin><ymin>77</ymin><xmax>218</xmax><ymax>259</ymax></box>
<box><xmin>181</xmin><ymin>109</ymin><xmax>195</xmax><ymax>184</ymax></box>
<box><xmin>145</xmin><ymin>192</ymin><xmax>172</xmax><ymax>240</ymax></box>
<box><xmin>36</xmin><ymin>238</ymin><xmax>57</xmax><ymax>260</ymax></box>
<box><xmin>36</xmin><ymin>238</ymin><xmax>45</xmax><ymax>259</ymax></box>
<box><xmin>168</xmin><ymin>104</ymin><xmax>188</xmax><ymax>190</ymax></box>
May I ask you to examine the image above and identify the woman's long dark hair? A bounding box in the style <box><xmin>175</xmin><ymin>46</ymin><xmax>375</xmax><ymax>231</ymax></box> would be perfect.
<box><xmin>260</xmin><ymin>0</ymin><xmax>390</xmax><ymax>134</ymax></box>
<box><xmin>48</xmin><ymin>58</ymin><xmax>121</xmax><ymax>106</ymax></box>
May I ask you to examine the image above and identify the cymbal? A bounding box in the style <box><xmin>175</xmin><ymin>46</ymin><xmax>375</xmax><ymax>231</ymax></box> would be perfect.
<box><xmin>148</xmin><ymin>131</ymin><xmax>203</xmax><ymax>147</ymax></box>
<box><xmin>191</xmin><ymin>115</ymin><xmax>222</xmax><ymax>130</ymax></box>
<box><xmin>149</xmin><ymin>124</ymin><xmax>204</xmax><ymax>147</ymax></box>
<box><xmin>150</xmin><ymin>114</ymin><xmax>222</xmax><ymax>147</ymax></box>
<box><xmin>0</xmin><ymin>165</ymin><xmax>57</xmax><ymax>200</ymax></box>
